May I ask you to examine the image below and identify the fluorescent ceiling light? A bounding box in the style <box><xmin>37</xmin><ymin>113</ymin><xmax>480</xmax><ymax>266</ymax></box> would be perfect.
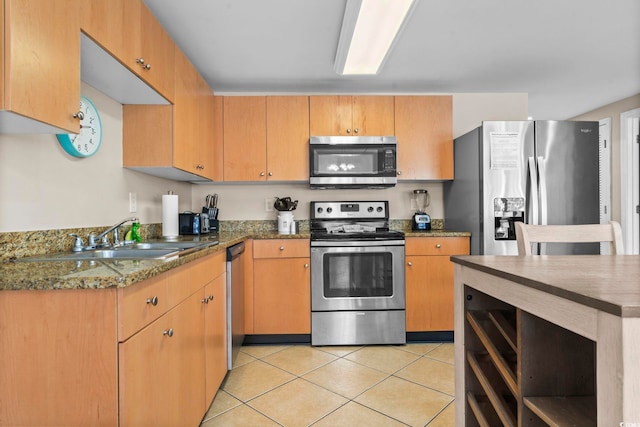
<box><xmin>335</xmin><ymin>0</ymin><xmax>417</xmax><ymax>76</ymax></box>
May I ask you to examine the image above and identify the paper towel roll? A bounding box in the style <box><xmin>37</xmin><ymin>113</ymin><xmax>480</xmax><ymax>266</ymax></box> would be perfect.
<box><xmin>162</xmin><ymin>194</ymin><xmax>179</xmax><ymax>238</ymax></box>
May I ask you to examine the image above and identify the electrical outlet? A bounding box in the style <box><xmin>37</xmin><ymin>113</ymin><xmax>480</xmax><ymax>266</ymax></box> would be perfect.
<box><xmin>129</xmin><ymin>192</ymin><xmax>137</xmax><ymax>213</ymax></box>
<box><xmin>265</xmin><ymin>198</ymin><xmax>274</xmax><ymax>212</ymax></box>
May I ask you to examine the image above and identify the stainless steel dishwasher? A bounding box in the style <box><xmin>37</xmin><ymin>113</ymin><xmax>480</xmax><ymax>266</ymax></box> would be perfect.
<box><xmin>226</xmin><ymin>242</ymin><xmax>245</xmax><ymax>369</ymax></box>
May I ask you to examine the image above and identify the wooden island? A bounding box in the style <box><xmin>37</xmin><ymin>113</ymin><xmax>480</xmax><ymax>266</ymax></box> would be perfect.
<box><xmin>451</xmin><ymin>255</ymin><xmax>640</xmax><ymax>426</ymax></box>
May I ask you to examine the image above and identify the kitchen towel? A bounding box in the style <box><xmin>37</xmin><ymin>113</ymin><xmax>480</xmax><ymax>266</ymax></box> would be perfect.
<box><xmin>162</xmin><ymin>193</ymin><xmax>179</xmax><ymax>238</ymax></box>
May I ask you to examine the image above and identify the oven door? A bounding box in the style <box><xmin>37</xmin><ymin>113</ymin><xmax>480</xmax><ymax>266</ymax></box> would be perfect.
<box><xmin>310</xmin><ymin>242</ymin><xmax>405</xmax><ymax>311</ymax></box>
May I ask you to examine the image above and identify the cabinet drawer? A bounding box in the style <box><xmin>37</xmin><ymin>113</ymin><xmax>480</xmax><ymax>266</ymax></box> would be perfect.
<box><xmin>168</xmin><ymin>252</ymin><xmax>226</xmax><ymax>306</ymax></box>
<box><xmin>406</xmin><ymin>236</ymin><xmax>470</xmax><ymax>255</ymax></box>
<box><xmin>118</xmin><ymin>273</ymin><xmax>168</xmax><ymax>341</ymax></box>
<box><xmin>253</xmin><ymin>239</ymin><xmax>310</xmax><ymax>259</ymax></box>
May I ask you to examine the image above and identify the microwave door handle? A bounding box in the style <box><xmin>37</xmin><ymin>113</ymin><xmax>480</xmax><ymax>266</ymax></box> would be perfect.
<box><xmin>527</xmin><ymin>157</ymin><xmax>539</xmax><ymax>225</ymax></box>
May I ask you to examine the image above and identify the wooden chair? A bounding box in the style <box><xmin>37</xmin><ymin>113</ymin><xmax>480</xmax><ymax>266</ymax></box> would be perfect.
<box><xmin>515</xmin><ymin>221</ymin><xmax>624</xmax><ymax>255</ymax></box>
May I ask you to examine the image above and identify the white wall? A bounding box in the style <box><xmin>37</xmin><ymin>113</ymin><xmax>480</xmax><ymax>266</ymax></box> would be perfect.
<box><xmin>0</xmin><ymin>88</ymin><xmax>528</xmax><ymax>232</ymax></box>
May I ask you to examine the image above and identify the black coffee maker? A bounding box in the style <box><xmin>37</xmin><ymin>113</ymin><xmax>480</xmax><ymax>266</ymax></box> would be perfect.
<box><xmin>411</xmin><ymin>189</ymin><xmax>431</xmax><ymax>231</ymax></box>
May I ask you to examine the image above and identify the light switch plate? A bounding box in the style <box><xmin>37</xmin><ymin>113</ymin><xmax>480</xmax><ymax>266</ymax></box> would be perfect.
<box><xmin>129</xmin><ymin>192</ymin><xmax>137</xmax><ymax>213</ymax></box>
<box><xmin>265</xmin><ymin>198</ymin><xmax>274</xmax><ymax>212</ymax></box>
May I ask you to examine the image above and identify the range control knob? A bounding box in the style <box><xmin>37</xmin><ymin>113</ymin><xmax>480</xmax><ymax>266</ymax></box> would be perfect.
<box><xmin>327</xmin><ymin>207</ymin><xmax>333</xmax><ymax>213</ymax></box>
<box><xmin>377</xmin><ymin>206</ymin><xmax>383</xmax><ymax>212</ymax></box>
<box><xmin>317</xmin><ymin>207</ymin><xmax>323</xmax><ymax>214</ymax></box>
<box><xmin>368</xmin><ymin>206</ymin><xmax>374</xmax><ymax>213</ymax></box>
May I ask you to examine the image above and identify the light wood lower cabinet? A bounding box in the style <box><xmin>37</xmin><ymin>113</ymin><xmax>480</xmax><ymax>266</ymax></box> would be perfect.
<box><xmin>405</xmin><ymin>236</ymin><xmax>470</xmax><ymax>332</ymax></box>
<box><xmin>252</xmin><ymin>239</ymin><xmax>311</xmax><ymax>334</ymax></box>
<box><xmin>0</xmin><ymin>251</ymin><xmax>227</xmax><ymax>426</ymax></box>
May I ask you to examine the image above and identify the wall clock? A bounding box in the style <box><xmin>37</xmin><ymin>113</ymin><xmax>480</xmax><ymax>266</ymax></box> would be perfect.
<box><xmin>56</xmin><ymin>96</ymin><xmax>103</xmax><ymax>158</ymax></box>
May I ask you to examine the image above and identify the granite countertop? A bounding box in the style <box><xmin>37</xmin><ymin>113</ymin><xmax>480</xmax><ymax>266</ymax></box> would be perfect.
<box><xmin>1</xmin><ymin>229</ymin><xmax>467</xmax><ymax>291</ymax></box>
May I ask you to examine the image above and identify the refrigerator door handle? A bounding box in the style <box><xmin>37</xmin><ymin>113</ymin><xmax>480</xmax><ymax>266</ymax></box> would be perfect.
<box><xmin>538</xmin><ymin>156</ymin><xmax>548</xmax><ymax>225</ymax></box>
<box><xmin>527</xmin><ymin>157</ymin><xmax>539</xmax><ymax>225</ymax></box>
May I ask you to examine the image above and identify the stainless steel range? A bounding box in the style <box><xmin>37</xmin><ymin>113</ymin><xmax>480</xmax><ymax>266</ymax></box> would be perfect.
<box><xmin>310</xmin><ymin>201</ymin><xmax>406</xmax><ymax>346</ymax></box>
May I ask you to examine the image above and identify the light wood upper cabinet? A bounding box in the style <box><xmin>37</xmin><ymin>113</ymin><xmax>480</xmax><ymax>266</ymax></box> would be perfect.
<box><xmin>1</xmin><ymin>0</ymin><xmax>81</xmax><ymax>133</ymax></box>
<box><xmin>266</xmin><ymin>96</ymin><xmax>310</xmax><ymax>181</ymax></box>
<box><xmin>395</xmin><ymin>96</ymin><xmax>453</xmax><ymax>180</ymax></box>
<box><xmin>405</xmin><ymin>236</ymin><xmax>469</xmax><ymax>332</ymax></box>
<box><xmin>122</xmin><ymin>0</ymin><xmax>175</xmax><ymax>102</ymax></box>
<box><xmin>223</xmin><ymin>96</ymin><xmax>267</xmax><ymax>181</ymax></box>
<box><xmin>81</xmin><ymin>0</ymin><xmax>125</xmax><ymax>60</ymax></box>
<box><xmin>211</xmin><ymin>96</ymin><xmax>224</xmax><ymax>182</ymax></box>
<box><xmin>123</xmin><ymin>50</ymin><xmax>217</xmax><ymax>181</ymax></box>
<box><xmin>309</xmin><ymin>95</ymin><xmax>394</xmax><ymax>136</ymax></box>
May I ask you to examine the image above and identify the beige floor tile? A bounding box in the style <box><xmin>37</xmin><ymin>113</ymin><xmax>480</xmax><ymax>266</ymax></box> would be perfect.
<box><xmin>426</xmin><ymin>343</ymin><xmax>455</xmax><ymax>365</ymax></box>
<box><xmin>355</xmin><ymin>376</ymin><xmax>452</xmax><ymax>426</ymax></box>
<box><xmin>427</xmin><ymin>401</ymin><xmax>455</xmax><ymax>426</ymax></box>
<box><xmin>202</xmin><ymin>390</ymin><xmax>242</xmax><ymax>421</ymax></box>
<box><xmin>302</xmin><ymin>358</ymin><xmax>388</xmax><ymax>399</ymax></box>
<box><xmin>200</xmin><ymin>404</ymin><xmax>279</xmax><ymax>427</ymax></box>
<box><xmin>395</xmin><ymin>357</ymin><xmax>455</xmax><ymax>396</ymax></box>
<box><xmin>397</xmin><ymin>343</ymin><xmax>441</xmax><ymax>356</ymax></box>
<box><xmin>315</xmin><ymin>345</ymin><xmax>363</xmax><ymax>357</ymax></box>
<box><xmin>248</xmin><ymin>378</ymin><xmax>348</xmax><ymax>427</ymax></box>
<box><xmin>262</xmin><ymin>345</ymin><xmax>338</xmax><ymax>376</ymax></box>
<box><xmin>312</xmin><ymin>401</ymin><xmax>406</xmax><ymax>427</ymax></box>
<box><xmin>240</xmin><ymin>344</ymin><xmax>290</xmax><ymax>359</ymax></box>
<box><xmin>233</xmin><ymin>350</ymin><xmax>257</xmax><ymax>368</ymax></box>
<box><xmin>222</xmin><ymin>360</ymin><xmax>295</xmax><ymax>401</ymax></box>
<box><xmin>344</xmin><ymin>345</ymin><xmax>420</xmax><ymax>374</ymax></box>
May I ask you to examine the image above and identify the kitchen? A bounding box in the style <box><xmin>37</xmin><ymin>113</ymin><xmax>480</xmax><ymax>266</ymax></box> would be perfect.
<box><xmin>1</xmin><ymin>0</ymin><xmax>640</xmax><ymax>426</ymax></box>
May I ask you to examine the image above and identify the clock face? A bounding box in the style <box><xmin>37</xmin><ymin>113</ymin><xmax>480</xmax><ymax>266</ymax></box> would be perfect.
<box><xmin>56</xmin><ymin>96</ymin><xmax>103</xmax><ymax>158</ymax></box>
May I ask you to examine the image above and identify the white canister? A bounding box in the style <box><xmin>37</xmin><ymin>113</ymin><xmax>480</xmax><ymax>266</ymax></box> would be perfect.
<box><xmin>277</xmin><ymin>212</ymin><xmax>293</xmax><ymax>235</ymax></box>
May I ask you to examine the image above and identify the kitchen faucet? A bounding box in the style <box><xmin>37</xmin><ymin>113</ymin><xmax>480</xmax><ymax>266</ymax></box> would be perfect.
<box><xmin>88</xmin><ymin>217</ymin><xmax>139</xmax><ymax>248</ymax></box>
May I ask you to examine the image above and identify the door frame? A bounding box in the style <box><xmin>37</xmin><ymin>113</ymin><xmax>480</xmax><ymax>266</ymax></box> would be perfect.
<box><xmin>620</xmin><ymin>108</ymin><xmax>640</xmax><ymax>254</ymax></box>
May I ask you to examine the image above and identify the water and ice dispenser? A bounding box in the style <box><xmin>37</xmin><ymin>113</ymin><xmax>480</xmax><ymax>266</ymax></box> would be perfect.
<box><xmin>493</xmin><ymin>197</ymin><xmax>524</xmax><ymax>240</ymax></box>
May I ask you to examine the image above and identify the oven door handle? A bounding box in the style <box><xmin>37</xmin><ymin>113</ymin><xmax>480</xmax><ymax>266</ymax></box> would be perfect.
<box><xmin>310</xmin><ymin>239</ymin><xmax>405</xmax><ymax>247</ymax></box>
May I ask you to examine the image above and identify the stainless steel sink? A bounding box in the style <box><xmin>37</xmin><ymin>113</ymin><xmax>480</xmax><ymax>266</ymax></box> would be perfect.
<box><xmin>16</xmin><ymin>240</ymin><xmax>217</xmax><ymax>262</ymax></box>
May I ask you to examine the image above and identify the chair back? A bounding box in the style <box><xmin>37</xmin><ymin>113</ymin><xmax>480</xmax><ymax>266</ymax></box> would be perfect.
<box><xmin>515</xmin><ymin>221</ymin><xmax>624</xmax><ymax>255</ymax></box>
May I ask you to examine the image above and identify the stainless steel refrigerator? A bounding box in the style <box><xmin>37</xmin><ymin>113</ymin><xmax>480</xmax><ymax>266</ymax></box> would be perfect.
<box><xmin>444</xmin><ymin>120</ymin><xmax>600</xmax><ymax>255</ymax></box>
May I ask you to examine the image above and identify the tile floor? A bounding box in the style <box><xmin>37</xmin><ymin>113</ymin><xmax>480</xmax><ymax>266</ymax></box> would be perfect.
<box><xmin>200</xmin><ymin>343</ymin><xmax>455</xmax><ymax>427</ymax></box>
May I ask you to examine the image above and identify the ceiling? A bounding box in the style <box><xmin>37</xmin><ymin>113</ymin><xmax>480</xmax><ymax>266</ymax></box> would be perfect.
<box><xmin>144</xmin><ymin>0</ymin><xmax>640</xmax><ymax>120</ymax></box>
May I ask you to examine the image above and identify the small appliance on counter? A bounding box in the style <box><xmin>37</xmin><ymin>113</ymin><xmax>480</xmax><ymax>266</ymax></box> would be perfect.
<box><xmin>411</xmin><ymin>189</ymin><xmax>431</xmax><ymax>231</ymax></box>
<box><xmin>179</xmin><ymin>212</ymin><xmax>203</xmax><ymax>235</ymax></box>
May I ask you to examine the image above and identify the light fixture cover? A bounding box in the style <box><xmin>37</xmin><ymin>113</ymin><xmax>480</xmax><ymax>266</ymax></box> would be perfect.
<box><xmin>335</xmin><ymin>0</ymin><xmax>417</xmax><ymax>75</ymax></box>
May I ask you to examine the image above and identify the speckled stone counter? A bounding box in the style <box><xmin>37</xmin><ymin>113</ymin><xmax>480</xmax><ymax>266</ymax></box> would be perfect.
<box><xmin>0</xmin><ymin>219</ymin><xmax>467</xmax><ymax>291</ymax></box>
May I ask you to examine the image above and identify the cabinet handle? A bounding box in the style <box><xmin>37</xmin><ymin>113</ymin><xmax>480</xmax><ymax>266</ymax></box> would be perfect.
<box><xmin>72</xmin><ymin>111</ymin><xmax>85</xmax><ymax>120</ymax></box>
<box><xmin>136</xmin><ymin>58</ymin><xmax>145</xmax><ymax>64</ymax></box>
<box><xmin>201</xmin><ymin>297</ymin><xmax>209</xmax><ymax>304</ymax></box>
<box><xmin>346</xmin><ymin>128</ymin><xmax>351</xmax><ymax>134</ymax></box>
<box><xmin>268</xmin><ymin>172</ymin><xmax>273</xmax><ymax>176</ymax></box>
<box><xmin>354</xmin><ymin>128</ymin><xmax>359</xmax><ymax>134</ymax></box>
<box><xmin>407</xmin><ymin>261</ymin><xmax>412</xmax><ymax>266</ymax></box>
<box><xmin>436</xmin><ymin>244</ymin><xmax>442</xmax><ymax>248</ymax></box>
<box><xmin>209</xmin><ymin>295</ymin><xmax>214</xmax><ymax>300</ymax></box>
<box><xmin>260</xmin><ymin>172</ymin><xmax>265</xmax><ymax>177</ymax></box>
<box><xmin>304</xmin><ymin>263</ymin><xmax>309</xmax><ymax>268</ymax></box>
<box><xmin>279</xmin><ymin>246</ymin><xmax>285</xmax><ymax>251</ymax></box>
<box><xmin>163</xmin><ymin>328</ymin><xmax>174</xmax><ymax>337</ymax></box>
<box><xmin>397</xmin><ymin>171</ymin><xmax>402</xmax><ymax>176</ymax></box>
<box><xmin>146</xmin><ymin>296</ymin><xmax>158</xmax><ymax>306</ymax></box>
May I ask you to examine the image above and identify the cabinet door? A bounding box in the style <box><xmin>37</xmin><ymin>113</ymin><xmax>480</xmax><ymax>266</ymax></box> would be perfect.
<box><xmin>253</xmin><ymin>258</ymin><xmax>310</xmax><ymax>334</ymax></box>
<box><xmin>266</xmin><ymin>96</ymin><xmax>310</xmax><ymax>181</ymax></box>
<box><xmin>204</xmin><ymin>274</ymin><xmax>227</xmax><ymax>404</ymax></box>
<box><xmin>173</xmin><ymin>49</ymin><xmax>200</xmax><ymax>175</ymax></box>
<box><xmin>352</xmin><ymin>96</ymin><xmax>395</xmax><ymax>136</ymax></box>
<box><xmin>3</xmin><ymin>0</ymin><xmax>80</xmax><ymax>132</ymax></box>
<box><xmin>198</xmin><ymin>79</ymin><xmax>216</xmax><ymax>180</ymax></box>
<box><xmin>223</xmin><ymin>96</ymin><xmax>267</xmax><ymax>181</ymax></box>
<box><xmin>309</xmin><ymin>95</ymin><xmax>353</xmax><ymax>136</ymax></box>
<box><xmin>81</xmin><ymin>0</ymin><xmax>125</xmax><ymax>59</ymax></box>
<box><xmin>406</xmin><ymin>255</ymin><xmax>455</xmax><ymax>331</ymax></box>
<box><xmin>395</xmin><ymin>96</ymin><xmax>453</xmax><ymax>180</ymax></box>
<box><xmin>210</xmin><ymin>95</ymin><xmax>224</xmax><ymax>181</ymax></box>
<box><xmin>122</xmin><ymin>0</ymin><xmax>174</xmax><ymax>102</ymax></box>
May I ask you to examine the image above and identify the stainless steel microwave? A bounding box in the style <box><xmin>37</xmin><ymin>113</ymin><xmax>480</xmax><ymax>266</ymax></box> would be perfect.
<box><xmin>309</xmin><ymin>136</ymin><xmax>397</xmax><ymax>189</ymax></box>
